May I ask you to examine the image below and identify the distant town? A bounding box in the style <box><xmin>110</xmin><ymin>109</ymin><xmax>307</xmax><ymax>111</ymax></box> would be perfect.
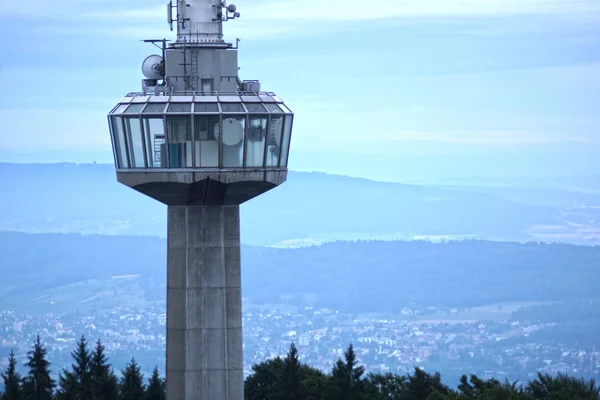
<box><xmin>1</xmin><ymin>301</ymin><xmax>598</xmax><ymax>384</ymax></box>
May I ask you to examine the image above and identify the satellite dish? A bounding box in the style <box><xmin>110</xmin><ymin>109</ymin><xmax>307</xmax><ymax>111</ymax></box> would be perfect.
<box><xmin>142</xmin><ymin>55</ymin><xmax>164</xmax><ymax>80</ymax></box>
<box><xmin>222</xmin><ymin>118</ymin><xmax>244</xmax><ymax>146</ymax></box>
<box><xmin>227</xmin><ymin>4</ymin><xmax>237</xmax><ymax>13</ymax></box>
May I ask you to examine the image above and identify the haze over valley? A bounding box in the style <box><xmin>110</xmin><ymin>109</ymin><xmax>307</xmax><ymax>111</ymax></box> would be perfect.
<box><xmin>2</xmin><ymin>163</ymin><xmax>600</xmax><ymax>247</ymax></box>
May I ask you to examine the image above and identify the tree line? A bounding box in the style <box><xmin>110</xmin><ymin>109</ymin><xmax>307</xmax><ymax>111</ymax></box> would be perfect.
<box><xmin>3</xmin><ymin>338</ymin><xmax>599</xmax><ymax>400</ymax></box>
<box><xmin>1</xmin><ymin>335</ymin><xmax>164</xmax><ymax>400</ymax></box>
<box><xmin>245</xmin><ymin>344</ymin><xmax>600</xmax><ymax>400</ymax></box>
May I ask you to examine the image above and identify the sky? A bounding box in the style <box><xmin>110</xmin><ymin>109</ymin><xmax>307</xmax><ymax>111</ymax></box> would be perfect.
<box><xmin>1</xmin><ymin>0</ymin><xmax>599</xmax><ymax>181</ymax></box>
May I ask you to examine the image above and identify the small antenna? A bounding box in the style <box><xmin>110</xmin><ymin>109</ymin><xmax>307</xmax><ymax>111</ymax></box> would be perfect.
<box><xmin>167</xmin><ymin>1</ymin><xmax>174</xmax><ymax>31</ymax></box>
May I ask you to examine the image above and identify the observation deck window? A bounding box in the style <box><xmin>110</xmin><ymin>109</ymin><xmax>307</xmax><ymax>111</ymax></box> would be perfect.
<box><xmin>194</xmin><ymin>103</ymin><xmax>219</xmax><ymax>113</ymax></box>
<box><xmin>166</xmin><ymin>116</ymin><xmax>193</xmax><ymax>168</ymax></box>
<box><xmin>167</xmin><ymin>103</ymin><xmax>192</xmax><ymax>113</ymax></box>
<box><xmin>246</xmin><ymin>115</ymin><xmax>268</xmax><ymax>167</ymax></box>
<box><xmin>265</xmin><ymin>104</ymin><xmax>284</xmax><ymax>113</ymax></box>
<box><xmin>194</xmin><ymin>115</ymin><xmax>220</xmax><ymax>167</ymax></box>
<box><xmin>112</xmin><ymin>104</ymin><xmax>129</xmax><ymax>114</ymax></box>
<box><xmin>143</xmin><ymin>118</ymin><xmax>166</xmax><ymax>167</ymax></box>
<box><xmin>265</xmin><ymin>115</ymin><xmax>284</xmax><ymax>167</ymax></box>
<box><xmin>110</xmin><ymin>116</ymin><xmax>129</xmax><ymax>168</ymax></box>
<box><xmin>143</xmin><ymin>103</ymin><xmax>167</xmax><ymax>114</ymax></box>
<box><xmin>221</xmin><ymin>103</ymin><xmax>245</xmax><ymax>113</ymax></box>
<box><xmin>280</xmin><ymin>115</ymin><xmax>293</xmax><ymax>167</ymax></box>
<box><xmin>279</xmin><ymin>104</ymin><xmax>293</xmax><ymax>114</ymax></box>
<box><xmin>124</xmin><ymin>118</ymin><xmax>145</xmax><ymax>168</ymax></box>
<box><xmin>125</xmin><ymin>104</ymin><xmax>145</xmax><ymax>114</ymax></box>
<box><xmin>222</xmin><ymin>116</ymin><xmax>245</xmax><ymax>167</ymax></box>
<box><xmin>109</xmin><ymin>95</ymin><xmax>293</xmax><ymax>170</ymax></box>
<box><xmin>245</xmin><ymin>103</ymin><xmax>267</xmax><ymax>113</ymax></box>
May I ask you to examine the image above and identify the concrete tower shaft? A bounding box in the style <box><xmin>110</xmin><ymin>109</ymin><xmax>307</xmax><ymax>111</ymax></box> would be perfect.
<box><xmin>167</xmin><ymin>205</ymin><xmax>242</xmax><ymax>400</ymax></box>
<box><xmin>107</xmin><ymin>1</ymin><xmax>293</xmax><ymax>399</ymax></box>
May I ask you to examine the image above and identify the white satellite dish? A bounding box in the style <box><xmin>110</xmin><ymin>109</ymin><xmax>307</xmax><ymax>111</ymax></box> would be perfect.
<box><xmin>222</xmin><ymin>118</ymin><xmax>244</xmax><ymax>146</ymax></box>
<box><xmin>142</xmin><ymin>55</ymin><xmax>164</xmax><ymax>80</ymax></box>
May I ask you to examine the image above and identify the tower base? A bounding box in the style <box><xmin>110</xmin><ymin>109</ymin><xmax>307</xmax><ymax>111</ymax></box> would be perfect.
<box><xmin>166</xmin><ymin>205</ymin><xmax>243</xmax><ymax>400</ymax></box>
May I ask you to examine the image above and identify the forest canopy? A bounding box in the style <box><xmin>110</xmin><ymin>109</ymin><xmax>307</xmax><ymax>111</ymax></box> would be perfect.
<box><xmin>1</xmin><ymin>232</ymin><xmax>599</xmax><ymax>314</ymax></box>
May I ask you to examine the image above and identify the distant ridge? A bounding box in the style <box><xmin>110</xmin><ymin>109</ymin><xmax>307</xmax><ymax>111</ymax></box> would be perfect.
<box><xmin>1</xmin><ymin>231</ymin><xmax>599</xmax><ymax>314</ymax></box>
<box><xmin>1</xmin><ymin>163</ymin><xmax>599</xmax><ymax>246</ymax></box>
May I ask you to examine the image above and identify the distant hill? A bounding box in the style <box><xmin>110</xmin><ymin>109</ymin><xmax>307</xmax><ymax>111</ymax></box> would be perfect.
<box><xmin>3</xmin><ymin>163</ymin><xmax>597</xmax><ymax>246</ymax></box>
<box><xmin>439</xmin><ymin>185</ymin><xmax>600</xmax><ymax>209</ymax></box>
<box><xmin>1</xmin><ymin>232</ymin><xmax>599</xmax><ymax>315</ymax></box>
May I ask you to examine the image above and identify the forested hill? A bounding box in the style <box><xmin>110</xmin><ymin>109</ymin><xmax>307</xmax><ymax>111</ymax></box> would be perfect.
<box><xmin>246</xmin><ymin>240</ymin><xmax>600</xmax><ymax>311</ymax></box>
<box><xmin>1</xmin><ymin>232</ymin><xmax>599</xmax><ymax>314</ymax></box>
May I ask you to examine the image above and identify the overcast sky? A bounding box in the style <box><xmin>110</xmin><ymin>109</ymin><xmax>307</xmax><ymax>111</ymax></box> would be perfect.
<box><xmin>1</xmin><ymin>0</ymin><xmax>599</xmax><ymax>180</ymax></box>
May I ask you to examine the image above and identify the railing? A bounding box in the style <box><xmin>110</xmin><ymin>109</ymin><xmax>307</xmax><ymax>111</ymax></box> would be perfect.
<box><xmin>125</xmin><ymin>90</ymin><xmax>278</xmax><ymax>97</ymax></box>
<box><xmin>177</xmin><ymin>22</ymin><xmax>224</xmax><ymax>43</ymax></box>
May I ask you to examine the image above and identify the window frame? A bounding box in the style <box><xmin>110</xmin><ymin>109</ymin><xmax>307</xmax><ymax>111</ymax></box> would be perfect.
<box><xmin>109</xmin><ymin>98</ymin><xmax>293</xmax><ymax>170</ymax></box>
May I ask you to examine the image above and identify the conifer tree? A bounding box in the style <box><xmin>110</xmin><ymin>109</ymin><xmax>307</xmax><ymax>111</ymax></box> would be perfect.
<box><xmin>244</xmin><ymin>356</ymin><xmax>286</xmax><ymax>400</ymax></box>
<box><xmin>145</xmin><ymin>367</ymin><xmax>165</xmax><ymax>400</ymax></box>
<box><xmin>245</xmin><ymin>344</ymin><xmax>325</xmax><ymax>400</ymax></box>
<box><xmin>527</xmin><ymin>372</ymin><xmax>600</xmax><ymax>400</ymax></box>
<box><xmin>89</xmin><ymin>340</ymin><xmax>118</xmax><ymax>400</ymax></box>
<box><xmin>55</xmin><ymin>375</ymin><xmax>76</xmax><ymax>400</ymax></box>
<box><xmin>1</xmin><ymin>350</ymin><xmax>23</xmax><ymax>400</ymax></box>
<box><xmin>457</xmin><ymin>374</ymin><xmax>527</xmax><ymax>400</ymax></box>
<box><xmin>283</xmin><ymin>343</ymin><xmax>303</xmax><ymax>400</ymax></box>
<box><xmin>328</xmin><ymin>344</ymin><xmax>366</xmax><ymax>400</ymax></box>
<box><xmin>364</xmin><ymin>372</ymin><xmax>406</xmax><ymax>399</ymax></box>
<box><xmin>119</xmin><ymin>358</ymin><xmax>145</xmax><ymax>400</ymax></box>
<box><xmin>56</xmin><ymin>335</ymin><xmax>92</xmax><ymax>400</ymax></box>
<box><xmin>22</xmin><ymin>335</ymin><xmax>55</xmax><ymax>400</ymax></box>
<box><xmin>405</xmin><ymin>367</ymin><xmax>451</xmax><ymax>400</ymax></box>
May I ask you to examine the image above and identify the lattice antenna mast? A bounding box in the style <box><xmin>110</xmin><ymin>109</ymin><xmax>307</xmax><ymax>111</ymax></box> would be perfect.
<box><xmin>168</xmin><ymin>0</ymin><xmax>240</xmax><ymax>44</ymax></box>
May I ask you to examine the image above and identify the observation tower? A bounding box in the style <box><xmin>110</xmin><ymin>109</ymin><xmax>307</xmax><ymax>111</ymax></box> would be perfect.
<box><xmin>106</xmin><ymin>1</ymin><xmax>293</xmax><ymax>399</ymax></box>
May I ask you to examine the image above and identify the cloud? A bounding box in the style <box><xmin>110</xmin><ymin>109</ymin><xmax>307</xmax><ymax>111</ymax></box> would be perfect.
<box><xmin>83</xmin><ymin>7</ymin><xmax>165</xmax><ymax>21</ymax></box>
<box><xmin>0</xmin><ymin>0</ymin><xmax>166</xmax><ymax>16</ymax></box>
<box><xmin>361</xmin><ymin>130</ymin><xmax>596</xmax><ymax>145</ymax></box>
<box><xmin>0</xmin><ymin>108</ymin><xmax>110</xmax><ymax>151</ymax></box>
<box><xmin>4</xmin><ymin>0</ymin><xmax>599</xmax><ymax>27</ymax></box>
<box><xmin>3</xmin><ymin>0</ymin><xmax>599</xmax><ymax>46</ymax></box>
<box><xmin>293</xmin><ymin>127</ymin><xmax>597</xmax><ymax>149</ymax></box>
<box><xmin>248</xmin><ymin>0</ymin><xmax>600</xmax><ymax>21</ymax></box>
<box><xmin>2</xmin><ymin>0</ymin><xmax>597</xmax><ymax>157</ymax></box>
<box><xmin>221</xmin><ymin>0</ymin><xmax>600</xmax><ymax>40</ymax></box>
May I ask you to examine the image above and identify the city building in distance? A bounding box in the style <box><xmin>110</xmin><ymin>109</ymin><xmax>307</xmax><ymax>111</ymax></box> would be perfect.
<box><xmin>106</xmin><ymin>1</ymin><xmax>294</xmax><ymax>398</ymax></box>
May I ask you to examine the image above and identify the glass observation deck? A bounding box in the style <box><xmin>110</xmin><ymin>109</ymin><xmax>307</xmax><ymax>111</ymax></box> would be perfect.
<box><xmin>107</xmin><ymin>93</ymin><xmax>293</xmax><ymax>170</ymax></box>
